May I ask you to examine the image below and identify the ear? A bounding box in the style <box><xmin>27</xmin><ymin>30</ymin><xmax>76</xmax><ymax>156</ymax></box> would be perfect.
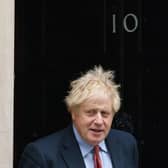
<box><xmin>69</xmin><ymin>105</ymin><xmax>79</xmax><ymax>120</ymax></box>
<box><xmin>71</xmin><ymin>111</ymin><xmax>76</xmax><ymax>120</ymax></box>
<box><xmin>68</xmin><ymin>106</ymin><xmax>75</xmax><ymax>120</ymax></box>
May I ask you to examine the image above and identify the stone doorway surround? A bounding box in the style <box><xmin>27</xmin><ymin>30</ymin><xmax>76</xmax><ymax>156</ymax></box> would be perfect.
<box><xmin>0</xmin><ymin>0</ymin><xmax>14</xmax><ymax>167</ymax></box>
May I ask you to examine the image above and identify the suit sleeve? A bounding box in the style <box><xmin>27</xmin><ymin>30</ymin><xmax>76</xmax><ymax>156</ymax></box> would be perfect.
<box><xmin>19</xmin><ymin>143</ymin><xmax>46</xmax><ymax>168</ymax></box>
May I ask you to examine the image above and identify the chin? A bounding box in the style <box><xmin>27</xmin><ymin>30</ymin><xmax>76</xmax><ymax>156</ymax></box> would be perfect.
<box><xmin>88</xmin><ymin>138</ymin><xmax>103</xmax><ymax>145</ymax></box>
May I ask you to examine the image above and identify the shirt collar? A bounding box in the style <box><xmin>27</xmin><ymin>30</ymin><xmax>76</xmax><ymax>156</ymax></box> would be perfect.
<box><xmin>72</xmin><ymin>124</ymin><xmax>108</xmax><ymax>157</ymax></box>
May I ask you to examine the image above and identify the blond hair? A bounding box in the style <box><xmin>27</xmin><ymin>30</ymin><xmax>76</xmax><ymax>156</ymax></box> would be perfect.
<box><xmin>64</xmin><ymin>65</ymin><xmax>121</xmax><ymax>113</ymax></box>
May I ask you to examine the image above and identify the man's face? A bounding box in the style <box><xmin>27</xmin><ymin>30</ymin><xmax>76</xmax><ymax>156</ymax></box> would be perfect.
<box><xmin>71</xmin><ymin>92</ymin><xmax>115</xmax><ymax>145</ymax></box>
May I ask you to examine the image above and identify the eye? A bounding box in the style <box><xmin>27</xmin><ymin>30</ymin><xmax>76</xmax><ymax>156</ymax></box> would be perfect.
<box><xmin>101</xmin><ymin>111</ymin><xmax>110</xmax><ymax>117</ymax></box>
<box><xmin>85</xmin><ymin>110</ymin><xmax>96</xmax><ymax>116</ymax></box>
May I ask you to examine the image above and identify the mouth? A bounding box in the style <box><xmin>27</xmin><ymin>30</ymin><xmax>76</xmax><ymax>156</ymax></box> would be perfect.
<box><xmin>90</xmin><ymin>128</ymin><xmax>104</xmax><ymax>134</ymax></box>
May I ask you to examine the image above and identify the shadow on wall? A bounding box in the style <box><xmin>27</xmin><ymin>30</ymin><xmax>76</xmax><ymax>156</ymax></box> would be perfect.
<box><xmin>112</xmin><ymin>112</ymin><xmax>135</xmax><ymax>134</ymax></box>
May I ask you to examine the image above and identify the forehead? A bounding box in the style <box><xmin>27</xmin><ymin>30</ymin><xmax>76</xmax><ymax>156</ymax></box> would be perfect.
<box><xmin>81</xmin><ymin>91</ymin><xmax>112</xmax><ymax>109</ymax></box>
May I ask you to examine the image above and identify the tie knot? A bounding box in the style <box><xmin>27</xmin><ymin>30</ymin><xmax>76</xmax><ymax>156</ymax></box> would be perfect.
<box><xmin>94</xmin><ymin>145</ymin><xmax>100</xmax><ymax>153</ymax></box>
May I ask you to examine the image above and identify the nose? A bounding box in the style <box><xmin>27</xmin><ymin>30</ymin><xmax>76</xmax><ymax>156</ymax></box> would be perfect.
<box><xmin>94</xmin><ymin>112</ymin><xmax>103</xmax><ymax>125</ymax></box>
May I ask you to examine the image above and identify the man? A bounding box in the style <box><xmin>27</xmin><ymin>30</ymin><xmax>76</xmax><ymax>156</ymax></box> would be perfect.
<box><xmin>19</xmin><ymin>65</ymin><xmax>139</xmax><ymax>168</ymax></box>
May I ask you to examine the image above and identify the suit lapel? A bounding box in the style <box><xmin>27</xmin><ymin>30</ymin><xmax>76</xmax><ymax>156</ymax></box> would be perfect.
<box><xmin>60</xmin><ymin>125</ymin><xmax>86</xmax><ymax>168</ymax></box>
<box><xmin>106</xmin><ymin>130</ymin><xmax>122</xmax><ymax>168</ymax></box>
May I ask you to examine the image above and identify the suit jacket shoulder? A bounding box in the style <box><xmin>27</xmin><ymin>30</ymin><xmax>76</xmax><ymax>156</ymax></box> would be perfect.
<box><xmin>108</xmin><ymin>128</ymin><xmax>138</xmax><ymax>144</ymax></box>
<box><xmin>19</xmin><ymin>125</ymin><xmax>85</xmax><ymax>168</ymax></box>
<box><xmin>106</xmin><ymin>129</ymin><xmax>139</xmax><ymax>168</ymax></box>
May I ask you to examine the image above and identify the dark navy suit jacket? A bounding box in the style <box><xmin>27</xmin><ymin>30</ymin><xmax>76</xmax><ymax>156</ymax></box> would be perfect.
<box><xmin>19</xmin><ymin>125</ymin><xmax>139</xmax><ymax>168</ymax></box>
